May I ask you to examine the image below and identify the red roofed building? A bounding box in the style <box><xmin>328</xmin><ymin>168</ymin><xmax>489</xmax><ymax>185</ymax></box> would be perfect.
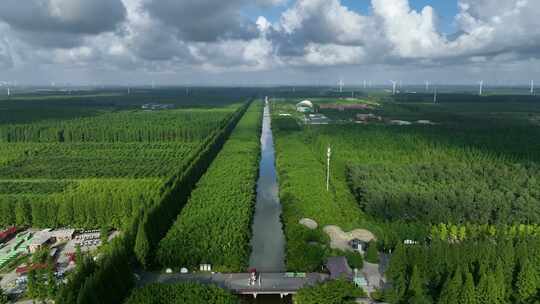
<box><xmin>0</xmin><ymin>227</ymin><xmax>17</xmax><ymax>243</ymax></box>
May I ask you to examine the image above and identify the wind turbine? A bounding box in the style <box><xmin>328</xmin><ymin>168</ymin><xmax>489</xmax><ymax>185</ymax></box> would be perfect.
<box><xmin>433</xmin><ymin>87</ymin><xmax>437</xmax><ymax>103</ymax></box>
<box><xmin>479</xmin><ymin>80</ymin><xmax>484</xmax><ymax>96</ymax></box>
<box><xmin>363</xmin><ymin>80</ymin><xmax>367</xmax><ymax>90</ymax></box>
<box><xmin>390</xmin><ymin>80</ymin><xmax>397</xmax><ymax>95</ymax></box>
<box><xmin>7</xmin><ymin>87</ymin><xmax>10</xmax><ymax>97</ymax></box>
<box><xmin>338</xmin><ymin>78</ymin><xmax>344</xmax><ymax>93</ymax></box>
<box><xmin>425</xmin><ymin>81</ymin><xmax>430</xmax><ymax>92</ymax></box>
<box><xmin>531</xmin><ymin>80</ymin><xmax>535</xmax><ymax>95</ymax></box>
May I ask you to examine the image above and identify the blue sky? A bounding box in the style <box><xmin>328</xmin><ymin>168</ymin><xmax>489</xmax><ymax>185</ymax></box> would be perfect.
<box><xmin>246</xmin><ymin>0</ymin><xmax>459</xmax><ymax>34</ymax></box>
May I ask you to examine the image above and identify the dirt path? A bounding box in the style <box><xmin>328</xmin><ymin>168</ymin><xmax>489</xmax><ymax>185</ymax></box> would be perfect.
<box><xmin>323</xmin><ymin>225</ymin><xmax>376</xmax><ymax>251</ymax></box>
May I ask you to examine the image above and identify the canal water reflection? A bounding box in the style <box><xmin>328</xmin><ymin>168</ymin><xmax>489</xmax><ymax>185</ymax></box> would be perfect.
<box><xmin>249</xmin><ymin>102</ymin><xmax>286</xmax><ymax>273</ymax></box>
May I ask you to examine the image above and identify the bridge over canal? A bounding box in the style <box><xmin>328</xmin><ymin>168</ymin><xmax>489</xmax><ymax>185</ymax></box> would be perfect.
<box><xmin>137</xmin><ymin>272</ymin><xmax>329</xmax><ymax>298</ymax></box>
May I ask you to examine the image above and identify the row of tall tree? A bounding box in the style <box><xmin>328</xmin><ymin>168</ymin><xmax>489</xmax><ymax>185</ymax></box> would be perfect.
<box><xmin>0</xmin><ymin>109</ymin><xmax>231</xmax><ymax>143</ymax></box>
<box><xmin>133</xmin><ymin>101</ymin><xmax>253</xmax><ymax>268</ymax></box>
<box><xmin>54</xmin><ymin>101</ymin><xmax>253</xmax><ymax>303</ymax></box>
<box><xmin>157</xmin><ymin>103</ymin><xmax>262</xmax><ymax>271</ymax></box>
<box><xmin>0</xmin><ymin>179</ymin><xmax>162</xmax><ymax>229</ymax></box>
<box><xmin>0</xmin><ymin>142</ymin><xmax>195</xmax><ymax>179</ymax></box>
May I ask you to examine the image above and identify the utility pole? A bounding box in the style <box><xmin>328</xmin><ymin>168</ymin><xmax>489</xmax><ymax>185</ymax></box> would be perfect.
<box><xmin>326</xmin><ymin>146</ymin><xmax>332</xmax><ymax>192</ymax></box>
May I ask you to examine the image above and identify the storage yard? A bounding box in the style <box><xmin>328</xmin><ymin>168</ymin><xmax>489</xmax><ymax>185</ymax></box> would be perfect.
<box><xmin>0</xmin><ymin>226</ymin><xmax>118</xmax><ymax>299</ymax></box>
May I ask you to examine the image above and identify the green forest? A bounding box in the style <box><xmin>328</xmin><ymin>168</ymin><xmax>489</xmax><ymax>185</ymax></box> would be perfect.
<box><xmin>294</xmin><ymin>279</ymin><xmax>366</xmax><ymax>304</ymax></box>
<box><xmin>53</xmin><ymin>98</ymin><xmax>253</xmax><ymax>303</ymax></box>
<box><xmin>271</xmin><ymin>97</ymin><xmax>540</xmax><ymax>302</ymax></box>
<box><xmin>348</xmin><ymin>161</ymin><xmax>540</xmax><ymax>224</ymax></box>
<box><xmin>157</xmin><ymin>102</ymin><xmax>262</xmax><ymax>272</ymax></box>
<box><xmin>124</xmin><ymin>283</ymin><xmax>238</xmax><ymax>304</ymax></box>
<box><xmin>0</xmin><ymin>107</ymin><xmax>236</xmax><ymax>229</ymax></box>
<box><xmin>386</xmin><ymin>235</ymin><xmax>540</xmax><ymax>304</ymax></box>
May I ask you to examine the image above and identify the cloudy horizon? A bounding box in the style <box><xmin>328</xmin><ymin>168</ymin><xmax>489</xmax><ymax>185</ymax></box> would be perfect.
<box><xmin>0</xmin><ymin>0</ymin><xmax>539</xmax><ymax>86</ymax></box>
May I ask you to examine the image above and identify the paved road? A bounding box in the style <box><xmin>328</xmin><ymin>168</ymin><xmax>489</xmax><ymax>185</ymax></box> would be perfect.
<box><xmin>137</xmin><ymin>272</ymin><xmax>329</xmax><ymax>294</ymax></box>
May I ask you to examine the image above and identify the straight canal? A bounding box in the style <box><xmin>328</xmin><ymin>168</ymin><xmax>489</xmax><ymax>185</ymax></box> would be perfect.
<box><xmin>246</xmin><ymin>99</ymin><xmax>289</xmax><ymax>303</ymax></box>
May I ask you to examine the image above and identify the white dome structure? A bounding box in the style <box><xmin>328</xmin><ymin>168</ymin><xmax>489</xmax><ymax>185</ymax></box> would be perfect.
<box><xmin>296</xmin><ymin>100</ymin><xmax>314</xmax><ymax>108</ymax></box>
<box><xmin>296</xmin><ymin>100</ymin><xmax>314</xmax><ymax>113</ymax></box>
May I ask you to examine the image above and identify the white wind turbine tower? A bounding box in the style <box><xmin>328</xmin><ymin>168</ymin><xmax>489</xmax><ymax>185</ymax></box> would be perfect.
<box><xmin>479</xmin><ymin>80</ymin><xmax>484</xmax><ymax>96</ymax></box>
<box><xmin>425</xmin><ymin>81</ymin><xmax>430</xmax><ymax>92</ymax></box>
<box><xmin>433</xmin><ymin>87</ymin><xmax>438</xmax><ymax>103</ymax></box>
<box><xmin>338</xmin><ymin>78</ymin><xmax>344</xmax><ymax>93</ymax></box>
<box><xmin>363</xmin><ymin>80</ymin><xmax>367</xmax><ymax>90</ymax></box>
<box><xmin>531</xmin><ymin>80</ymin><xmax>535</xmax><ymax>95</ymax></box>
<box><xmin>7</xmin><ymin>86</ymin><xmax>10</xmax><ymax>97</ymax></box>
<box><xmin>390</xmin><ymin>80</ymin><xmax>397</xmax><ymax>95</ymax></box>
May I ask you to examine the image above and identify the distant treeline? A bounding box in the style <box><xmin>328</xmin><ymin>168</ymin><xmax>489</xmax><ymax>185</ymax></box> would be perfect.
<box><xmin>393</xmin><ymin>92</ymin><xmax>540</xmax><ymax>103</ymax></box>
